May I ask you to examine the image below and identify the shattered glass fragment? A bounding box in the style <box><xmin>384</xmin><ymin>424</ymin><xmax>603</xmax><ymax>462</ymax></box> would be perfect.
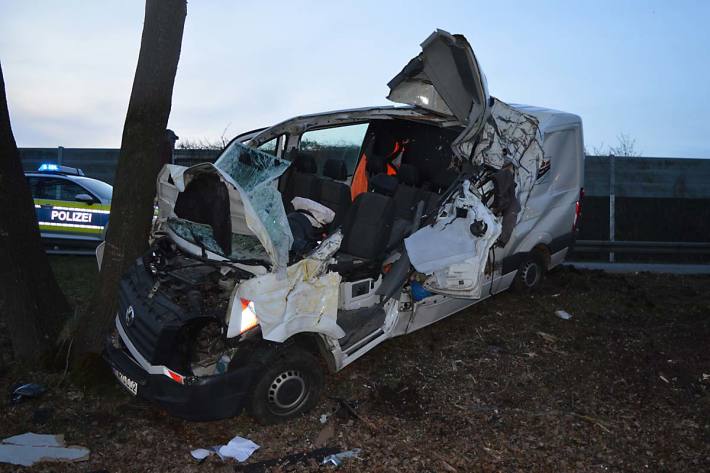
<box><xmin>213</xmin><ymin>142</ymin><xmax>293</xmax><ymax>270</ymax></box>
<box><xmin>214</xmin><ymin>142</ymin><xmax>290</xmax><ymax>192</ymax></box>
<box><xmin>167</xmin><ymin>217</ymin><xmax>269</xmax><ymax>262</ymax></box>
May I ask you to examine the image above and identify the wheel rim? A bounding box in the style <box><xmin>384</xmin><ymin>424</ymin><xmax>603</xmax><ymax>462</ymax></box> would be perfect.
<box><xmin>267</xmin><ymin>370</ymin><xmax>308</xmax><ymax>415</ymax></box>
<box><xmin>521</xmin><ymin>261</ymin><xmax>541</xmax><ymax>288</ymax></box>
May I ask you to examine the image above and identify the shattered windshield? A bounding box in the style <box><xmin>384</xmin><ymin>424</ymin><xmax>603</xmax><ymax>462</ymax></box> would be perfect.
<box><xmin>212</xmin><ymin>142</ymin><xmax>293</xmax><ymax>270</ymax></box>
<box><xmin>214</xmin><ymin>141</ymin><xmax>291</xmax><ymax>192</ymax></box>
<box><xmin>167</xmin><ymin>217</ymin><xmax>270</xmax><ymax>262</ymax></box>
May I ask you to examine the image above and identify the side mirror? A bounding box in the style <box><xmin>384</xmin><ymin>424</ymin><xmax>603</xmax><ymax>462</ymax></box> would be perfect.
<box><xmin>75</xmin><ymin>193</ymin><xmax>96</xmax><ymax>204</ymax></box>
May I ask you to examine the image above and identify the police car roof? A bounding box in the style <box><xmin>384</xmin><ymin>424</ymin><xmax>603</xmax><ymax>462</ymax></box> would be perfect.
<box><xmin>35</xmin><ymin>163</ymin><xmax>85</xmax><ymax>176</ymax></box>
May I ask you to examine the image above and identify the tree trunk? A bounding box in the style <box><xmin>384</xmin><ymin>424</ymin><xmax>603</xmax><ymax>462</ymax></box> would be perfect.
<box><xmin>75</xmin><ymin>0</ymin><xmax>187</xmax><ymax>355</ymax></box>
<box><xmin>0</xmin><ymin>62</ymin><xmax>70</xmax><ymax>363</ymax></box>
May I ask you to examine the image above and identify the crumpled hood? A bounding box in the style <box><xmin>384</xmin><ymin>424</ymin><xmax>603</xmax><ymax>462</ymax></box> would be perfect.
<box><xmin>155</xmin><ymin>143</ymin><xmax>293</xmax><ymax>272</ymax></box>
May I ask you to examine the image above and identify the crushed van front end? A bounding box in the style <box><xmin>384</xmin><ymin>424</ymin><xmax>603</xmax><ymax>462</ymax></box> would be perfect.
<box><xmin>103</xmin><ymin>239</ymin><xmax>274</xmax><ymax>420</ymax></box>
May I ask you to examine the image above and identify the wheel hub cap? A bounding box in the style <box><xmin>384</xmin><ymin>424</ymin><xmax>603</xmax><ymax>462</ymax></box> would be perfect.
<box><xmin>268</xmin><ymin>370</ymin><xmax>307</xmax><ymax>411</ymax></box>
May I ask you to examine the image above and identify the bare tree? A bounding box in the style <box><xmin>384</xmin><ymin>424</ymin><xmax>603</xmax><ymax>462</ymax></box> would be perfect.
<box><xmin>0</xmin><ymin>61</ymin><xmax>70</xmax><ymax>362</ymax></box>
<box><xmin>608</xmin><ymin>133</ymin><xmax>640</xmax><ymax>157</ymax></box>
<box><xmin>74</xmin><ymin>0</ymin><xmax>187</xmax><ymax>356</ymax></box>
<box><xmin>177</xmin><ymin>125</ymin><xmax>232</xmax><ymax>150</ymax></box>
<box><xmin>588</xmin><ymin>133</ymin><xmax>641</xmax><ymax>157</ymax></box>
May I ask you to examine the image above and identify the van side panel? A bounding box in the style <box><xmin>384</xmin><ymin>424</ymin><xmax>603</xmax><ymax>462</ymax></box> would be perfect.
<box><xmin>501</xmin><ymin>122</ymin><xmax>584</xmax><ymax>272</ymax></box>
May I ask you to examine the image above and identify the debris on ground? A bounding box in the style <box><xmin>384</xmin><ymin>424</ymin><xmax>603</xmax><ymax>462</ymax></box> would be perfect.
<box><xmin>235</xmin><ymin>447</ymin><xmax>341</xmax><ymax>472</ymax></box>
<box><xmin>190</xmin><ymin>435</ymin><xmax>259</xmax><ymax>462</ymax></box>
<box><xmin>189</xmin><ymin>448</ymin><xmax>212</xmax><ymax>462</ymax></box>
<box><xmin>554</xmin><ymin>309</ymin><xmax>573</xmax><ymax>320</ymax></box>
<box><xmin>322</xmin><ymin>448</ymin><xmax>362</xmax><ymax>468</ymax></box>
<box><xmin>328</xmin><ymin>397</ymin><xmax>379</xmax><ymax>432</ymax></box>
<box><xmin>536</xmin><ymin>331</ymin><xmax>559</xmax><ymax>343</ymax></box>
<box><xmin>10</xmin><ymin>383</ymin><xmax>46</xmax><ymax>404</ymax></box>
<box><xmin>1</xmin><ymin>266</ymin><xmax>709</xmax><ymax>471</ymax></box>
<box><xmin>0</xmin><ymin>432</ymin><xmax>90</xmax><ymax>467</ymax></box>
<box><xmin>314</xmin><ymin>421</ymin><xmax>335</xmax><ymax>447</ymax></box>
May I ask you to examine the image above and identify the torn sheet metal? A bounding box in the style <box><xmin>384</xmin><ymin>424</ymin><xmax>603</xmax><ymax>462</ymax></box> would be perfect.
<box><xmin>226</xmin><ymin>232</ymin><xmax>344</xmax><ymax>341</ymax></box>
<box><xmin>0</xmin><ymin>433</ymin><xmax>90</xmax><ymax>467</ymax></box>
<box><xmin>471</xmin><ymin>98</ymin><xmax>544</xmax><ymax>210</ymax></box>
<box><xmin>155</xmin><ymin>142</ymin><xmax>293</xmax><ymax>271</ymax></box>
<box><xmin>404</xmin><ymin>180</ymin><xmax>501</xmax><ymax>299</ymax></box>
<box><xmin>387</xmin><ymin>29</ymin><xmax>490</xmax><ymax>163</ymax></box>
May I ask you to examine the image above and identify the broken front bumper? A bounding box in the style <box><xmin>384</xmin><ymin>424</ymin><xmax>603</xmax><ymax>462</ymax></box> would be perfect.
<box><xmin>103</xmin><ymin>336</ymin><xmax>259</xmax><ymax>421</ymax></box>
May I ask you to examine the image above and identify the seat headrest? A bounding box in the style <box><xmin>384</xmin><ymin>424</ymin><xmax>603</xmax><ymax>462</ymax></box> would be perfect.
<box><xmin>293</xmin><ymin>153</ymin><xmax>317</xmax><ymax>174</ymax></box>
<box><xmin>323</xmin><ymin>159</ymin><xmax>347</xmax><ymax>181</ymax></box>
<box><xmin>369</xmin><ymin>173</ymin><xmax>398</xmax><ymax>196</ymax></box>
<box><xmin>398</xmin><ymin>164</ymin><xmax>420</xmax><ymax>186</ymax></box>
<box><xmin>366</xmin><ymin>154</ymin><xmax>386</xmax><ymax>175</ymax></box>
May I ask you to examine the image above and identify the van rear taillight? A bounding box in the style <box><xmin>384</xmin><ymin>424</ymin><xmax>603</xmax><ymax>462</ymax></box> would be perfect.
<box><xmin>573</xmin><ymin>187</ymin><xmax>584</xmax><ymax>232</ymax></box>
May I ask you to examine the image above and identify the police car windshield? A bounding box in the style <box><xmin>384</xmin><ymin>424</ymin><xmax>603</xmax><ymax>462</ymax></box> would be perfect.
<box><xmin>75</xmin><ymin>177</ymin><xmax>113</xmax><ymax>202</ymax></box>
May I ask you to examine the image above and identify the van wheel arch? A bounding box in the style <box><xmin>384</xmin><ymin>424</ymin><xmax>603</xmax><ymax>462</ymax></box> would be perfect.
<box><xmin>512</xmin><ymin>245</ymin><xmax>549</xmax><ymax>291</ymax></box>
<box><xmin>286</xmin><ymin>333</ymin><xmax>337</xmax><ymax>373</ymax></box>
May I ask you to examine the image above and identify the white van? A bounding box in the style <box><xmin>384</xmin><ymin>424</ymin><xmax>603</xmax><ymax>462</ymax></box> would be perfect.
<box><xmin>104</xmin><ymin>30</ymin><xmax>585</xmax><ymax>424</ymax></box>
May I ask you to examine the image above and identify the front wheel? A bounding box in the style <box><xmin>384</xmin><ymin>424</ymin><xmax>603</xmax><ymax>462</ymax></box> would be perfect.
<box><xmin>513</xmin><ymin>253</ymin><xmax>545</xmax><ymax>291</ymax></box>
<box><xmin>247</xmin><ymin>347</ymin><xmax>324</xmax><ymax>425</ymax></box>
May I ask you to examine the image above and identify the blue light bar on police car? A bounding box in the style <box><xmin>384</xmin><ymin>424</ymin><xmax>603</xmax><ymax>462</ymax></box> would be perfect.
<box><xmin>37</xmin><ymin>163</ymin><xmax>85</xmax><ymax>176</ymax></box>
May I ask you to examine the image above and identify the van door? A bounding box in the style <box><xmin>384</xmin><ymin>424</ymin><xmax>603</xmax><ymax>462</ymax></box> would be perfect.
<box><xmin>387</xmin><ymin>29</ymin><xmax>490</xmax><ymax>160</ymax></box>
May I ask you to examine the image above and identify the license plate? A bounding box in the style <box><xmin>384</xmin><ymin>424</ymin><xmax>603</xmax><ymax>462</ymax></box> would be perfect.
<box><xmin>113</xmin><ymin>368</ymin><xmax>138</xmax><ymax>396</ymax></box>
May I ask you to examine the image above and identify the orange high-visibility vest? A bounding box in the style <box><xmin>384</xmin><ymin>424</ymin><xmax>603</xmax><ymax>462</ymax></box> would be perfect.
<box><xmin>350</xmin><ymin>142</ymin><xmax>403</xmax><ymax>201</ymax></box>
<box><xmin>350</xmin><ymin>154</ymin><xmax>369</xmax><ymax>200</ymax></box>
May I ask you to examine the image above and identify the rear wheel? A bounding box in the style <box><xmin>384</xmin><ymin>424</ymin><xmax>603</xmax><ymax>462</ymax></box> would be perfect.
<box><xmin>513</xmin><ymin>253</ymin><xmax>545</xmax><ymax>291</ymax></box>
<box><xmin>247</xmin><ymin>347</ymin><xmax>323</xmax><ymax>424</ymax></box>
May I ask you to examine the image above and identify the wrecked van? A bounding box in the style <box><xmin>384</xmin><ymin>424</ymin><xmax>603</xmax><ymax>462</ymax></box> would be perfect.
<box><xmin>104</xmin><ymin>30</ymin><xmax>584</xmax><ymax>423</ymax></box>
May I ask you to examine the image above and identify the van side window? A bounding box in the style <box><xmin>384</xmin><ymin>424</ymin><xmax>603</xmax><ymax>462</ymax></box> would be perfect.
<box><xmin>257</xmin><ymin>134</ymin><xmax>287</xmax><ymax>157</ymax></box>
<box><xmin>299</xmin><ymin>123</ymin><xmax>368</xmax><ymax>177</ymax></box>
<box><xmin>257</xmin><ymin>138</ymin><xmax>277</xmax><ymax>156</ymax></box>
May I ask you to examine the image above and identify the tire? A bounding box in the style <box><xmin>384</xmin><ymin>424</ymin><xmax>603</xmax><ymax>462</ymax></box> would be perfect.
<box><xmin>247</xmin><ymin>347</ymin><xmax>324</xmax><ymax>425</ymax></box>
<box><xmin>513</xmin><ymin>252</ymin><xmax>545</xmax><ymax>291</ymax></box>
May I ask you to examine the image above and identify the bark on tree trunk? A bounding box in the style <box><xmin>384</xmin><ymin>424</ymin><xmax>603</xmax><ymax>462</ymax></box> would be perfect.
<box><xmin>0</xmin><ymin>62</ymin><xmax>70</xmax><ymax>363</ymax></box>
<box><xmin>75</xmin><ymin>0</ymin><xmax>187</xmax><ymax>355</ymax></box>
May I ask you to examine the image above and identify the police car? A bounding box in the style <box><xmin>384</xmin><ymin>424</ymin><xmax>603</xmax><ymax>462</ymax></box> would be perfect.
<box><xmin>25</xmin><ymin>163</ymin><xmax>112</xmax><ymax>251</ymax></box>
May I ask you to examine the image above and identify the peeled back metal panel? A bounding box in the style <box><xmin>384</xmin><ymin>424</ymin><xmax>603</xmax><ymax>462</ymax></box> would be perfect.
<box><xmin>387</xmin><ymin>30</ymin><xmax>490</xmax><ymax>161</ymax></box>
<box><xmin>419</xmin><ymin>31</ymin><xmax>485</xmax><ymax>124</ymax></box>
<box><xmin>387</xmin><ymin>30</ymin><xmax>488</xmax><ymax>125</ymax></box>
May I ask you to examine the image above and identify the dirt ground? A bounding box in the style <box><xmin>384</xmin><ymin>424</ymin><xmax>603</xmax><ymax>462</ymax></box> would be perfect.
<box><xmin>1</xmin><ymin>264</ymin><xmax>709</xmax><ymax>472</ymax></box>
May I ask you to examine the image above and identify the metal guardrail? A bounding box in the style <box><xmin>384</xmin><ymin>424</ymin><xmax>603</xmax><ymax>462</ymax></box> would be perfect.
<box><xmin>574</xmin><ymin>240</ymin><xmax>710</xmax><ymax>255</ymax></box>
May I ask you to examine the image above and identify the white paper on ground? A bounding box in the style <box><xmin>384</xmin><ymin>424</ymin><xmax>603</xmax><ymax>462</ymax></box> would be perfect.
<box><xmin>190</xmin><ymin>448</ymin><xmax>212</xmax><ymax>461</ymax></box>
<box><xmin>191</xmin><ymin>436</ymin><xmax>260</xmax><ymax>463</ymax></box>
<box><xmin>0</xmin><ymin>433</ymin><xmax>90</xmax><ymax>467</ymax></box>
<box><xmin>217</xmin><ymin>436</ymin><xmax>260</xmax><ymax>462</ymax></box>
<box><xmin>2</xmin><ymin>433</ymin><xmax>64</xmax><ymax>447</ymax></box>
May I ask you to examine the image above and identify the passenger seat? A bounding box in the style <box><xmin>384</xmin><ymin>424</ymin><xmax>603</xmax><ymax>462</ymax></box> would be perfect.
<box><xmin>339</xmin><ymin>191</ymin><xmax>395</xmax><ymax>263</ymax></box>
<box><xmin>318</xmin><ymin>159</ymin><xmax>351</xmax><ymax>228</ymax></box>
<box><xmin>283</xmin><ymin>153</ymin><xmax>320</xmax><ymax>210</ymax></box>
<box><xmin>393</xmin><ymin>164</ymin><xmax>439</xmax><ymax>220</ymax></box>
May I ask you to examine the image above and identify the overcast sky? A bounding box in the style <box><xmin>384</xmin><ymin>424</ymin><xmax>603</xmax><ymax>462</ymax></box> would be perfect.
<box><xmin>1</xmin><ymin>0</ymin><xmax>709</xmax><ymax>157</ymax></box>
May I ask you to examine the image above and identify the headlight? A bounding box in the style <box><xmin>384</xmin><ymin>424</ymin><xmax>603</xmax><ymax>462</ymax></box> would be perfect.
<box><xmin>239</xmin><ymin>298</ymin><xmax>258</xmax><ymax>334</ymax></box>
